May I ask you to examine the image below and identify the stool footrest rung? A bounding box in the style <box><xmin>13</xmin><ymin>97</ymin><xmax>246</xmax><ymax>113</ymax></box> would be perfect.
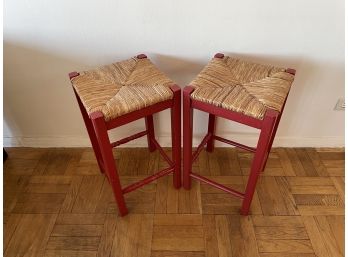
<box><xmin>110</xmin><ymin>130</ymin><xmax>148</xmax><ymax>148</ymax></box>
<box><xmin>213</xmin><ymin>135</ymin><xmax>256</xmax><ymax>153</ymax></box>
<box><xmin>151</xmin><ymin>138</ymin><xmax>174</xmax><ymax>166</ymax></box>
<box><xmin>122</xmin><ymin>167</ymin><xmax>174</xmax><ymax>194</ymax></box>
<box><xmin>190</xmin><ymin>173</ymin><xmax>245</xmax><ymax>199</ymax></box>
<box><xmin>192</xmin><ymin>133</ymin><xmax>212</xmax><ymax>162</ymax></box>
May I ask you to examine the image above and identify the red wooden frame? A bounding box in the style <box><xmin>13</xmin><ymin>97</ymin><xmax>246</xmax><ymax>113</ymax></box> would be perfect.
<box><xmin>183</xmin><ymin>53</ymin><xmax>295</xmax><ymax>215</ymax></box>
<box><xmin>69</xmin><ymin>54</ymin><xmax>181</xmax><ymax>216</ymax></box>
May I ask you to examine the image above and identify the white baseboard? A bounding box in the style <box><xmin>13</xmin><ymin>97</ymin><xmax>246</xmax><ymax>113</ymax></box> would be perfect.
<box><xmin>3</xmin><ymin>133</ymin><xmax>345</xmax><ymax>148</ymax></box>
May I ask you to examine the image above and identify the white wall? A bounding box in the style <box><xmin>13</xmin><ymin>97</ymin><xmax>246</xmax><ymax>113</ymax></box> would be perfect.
<box><xmin>3</xmin><ymin>0</ymin><xmax>344</xmax><ymax>147</ymax></box>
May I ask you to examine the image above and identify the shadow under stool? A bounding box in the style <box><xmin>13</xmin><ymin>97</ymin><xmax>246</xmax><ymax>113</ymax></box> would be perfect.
<box><xmin>69</xmin><ymin>54</ymin><xmax>181</xmax><ymax>216</ymax></box>
<box><xmin>183</xmin><ymin>53</ymin><xmax>296</xmax><ymax>215</ymax></box>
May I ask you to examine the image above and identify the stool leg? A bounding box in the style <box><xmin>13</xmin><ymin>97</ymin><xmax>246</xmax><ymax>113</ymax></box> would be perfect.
<box><xmin>74</xmin><ymin>90</ymin><xmax>104</xmax><ymax>174</ymax></box>
<box><xmin>241</xmin><ymin>110</ymin><xmax>278</xmax><ymax>215</ymax></box>
<box><xmin>183</xmin><ymin>87</ymin><xmax>194</xmax><ymax>190</ymax></box>
<box><xmin>171</xmin><ymin>85</ymin><xmax>181</xmax><ymax>188</ymax></box>
<box><xmin>145</xmin><ymin>115</ymin><xmax>156</xmax><ymax>152</ymax></box>
<box><xmin>90</xmin><ymin>112</ymin><xmax>128</xmax><ymax>217</ymax></box>
<box><xmin>206</xmin><ymin>114</ymin><xmax>216</xmax><ymax>152</ymax></box>
<box><xmin>260</xmin><ymin>115</ymin><xmax>281</xmax><ymax>172</ymax></box>
<box><xmin>261</xmin><ymin>96</ymin><xmax>287</xmax><ymax>173</ymax></box>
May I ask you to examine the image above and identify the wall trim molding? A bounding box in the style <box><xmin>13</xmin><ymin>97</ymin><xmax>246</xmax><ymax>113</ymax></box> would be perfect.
<box><xmin>3</xmin><ymin>133</ymin><xmax>345</xmax><ymax>148</ymax></box>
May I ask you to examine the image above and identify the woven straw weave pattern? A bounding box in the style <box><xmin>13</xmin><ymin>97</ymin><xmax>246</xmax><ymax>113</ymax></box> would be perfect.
<box><xmin>71</xmin><ymin>57</ymin><xmax>174</xmax><ymax>121</ymax></box>
<box><xmin>190</xmin><ymin>56</ymin><xmax>294</xmax><ymax>119</ymax></box>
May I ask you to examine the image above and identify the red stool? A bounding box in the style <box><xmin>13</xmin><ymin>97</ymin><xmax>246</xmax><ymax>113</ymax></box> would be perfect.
<box><xmin>69</xmin><ymin>54</ymin><xmax>181</xmax><ymax>216</ymax></box>
<box><xmin>183</xmin><ymin>53</ymin><xmax>296</xmax><ymax>215</ymax></box>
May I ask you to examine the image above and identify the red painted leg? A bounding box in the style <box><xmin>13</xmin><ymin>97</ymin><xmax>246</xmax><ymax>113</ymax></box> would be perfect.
<box><xmin>145</xmin><ymin>115</ymin><xmax>156</xmax><ymax>152</ymax></box>
<box><xmin>260</xmin><ymin>95</ymin><xmax>289</xmax><ymax>172</ymax></box>
<box><xmin>183</xmin><ymin>86</ymin><xmax>194</xmax><ymax>190</ymax></box>
<box><xmin>73</xmin><ymin>89</ymin><xmax>105</xmax><ymax>174</ymax></box>
<box><xmin>206</xmin><ymin>114</ymin><xmax>216</xmax><ymax>152</ymax></box>
<box><xmin>170</xmin><ymin>85</ymin><xmax>181</xmax><ymax>188</ymax></box>
<box><xmin>90</xmin><ymin>112</ymin><xmax>128</xmax><ymax>216</ymax></box>
<box><xmin>260</xmin><ymin>115</ymin><xmax>281</xmax><ymax>172</ymax></box>
<box><xmin>241</xmin><ymin>109</ymin><xmax>278</xmax><ymax>215</ymax></box>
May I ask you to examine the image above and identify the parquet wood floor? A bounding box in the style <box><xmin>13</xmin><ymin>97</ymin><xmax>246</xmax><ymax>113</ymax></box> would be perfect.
<box><xmin>4</xmin><ymin>147</ymin><xmax>344</xmax><ymax>257</ymax></box>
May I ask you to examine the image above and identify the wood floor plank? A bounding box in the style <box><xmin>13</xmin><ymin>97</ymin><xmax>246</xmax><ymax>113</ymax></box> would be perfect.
<box><xmin>12</xmin><ymin>193</ymin><xmax>66</xmax><ymax>213</ymax></box>
<box><xmin>274</xmin><ymin>177</ymin><xmax>299</xmax><ymax>215</ymax></box>
<box><xmin>155</xmin><ymin>176</ymin><xmax>169</xmax><ymax>213</ymax></box>
<box><xmin>5</xmin><ymin>158</ymin><xmax>40</xmax><ymax>175</ymax></box>
<box><xmin>60</xmin><ymin>176</ymin><xmax>83</xmax><ymax>213</ymax></box>
<box><xmin>321</xmin><ymin>160</ymin><xmax>344</xmax><ymax>176</ymax></box>
<box><xmin>314</xmin><ymin>216</ymin><xmax>343</xmax><ymax>257</ymax></box>
<box><xmin>5</xmin><ymin>214</ymin><xmax>57</xmax><ymax>257</ymax></box>
<box><xmin>286</xmin><ymin>177</ymin><xmax>334</xmax><ymax>186</ymax></box>
<box><xmin>44</xmin><ymin>250</ymin><xmax>97</xmax><ymax>257</ymax></box>
<box><xmin>152</xmin><ymin>224</ymin><xmax>204</xmax><ymax>251</ymax></box>
<box><xmin>151</xmin><ymin>251</ymin><xmax>205</xmax><ymax>257</ymax></box>
<box><xmin>294</xmin><ymin>148</ymin><xmax>318</xmax><ymax>177</ymax></box>
<box><xmin>29</xmin><ymin>175</ymin><xmax>72</xmax><ymax>184</ymax></box>
<box><xmin>331</xmin><ymin>176</ymin><xmax>345</xmax><ymax>201</ymax></box>
<box><xmin>276</xmin><ymin>148</ymin><xmax>296</xmax><ymax>176</ymax></box>
<box><xmin>4</xmin><ymin>175</ymin><xmax>29</xmax><ymax>213</ymax></box>
<box><xmin>5</xmin><ymin>147</ymin><xmax>46</xmax><ymax>160</ymax></box>
<box><xmin>197</xmin><ymin>150</ymin><xmax>210</xmax><ymax>176</ymax></box>
<box><xmin>63</xmin><ymin>149</ymin><xmax>84</xmax><ymax>176</ymax></box>
<box><xmin>215</xmin><ymin>215</ymin><xmax>233</xmax><ymax>257</ymax></box>
<box><xmin>147</xmin><ymin>149</ymin><xmax>160</xmax><ymax>175</ymax></box>
<box><xmin>3</xmin><ymin>214</ymin><xmax>22</xmax><ymax>251</ymax></box>
<box><xmin>55</xmin><ymin>214</ymin><xmax>106</xmax><ymax>225</ymax></box>
<box><xmin>326</xmin><ymin>215</ymin><xmax>344</xmax><ymax>255</ymax></box>
<box><xmin>153</xmin><ymin>225</ymin><xmax>203</xmax><ymax>238</ymax></box>
<box><xmin>293</xmin><ymin>194</ymin><xmax>344</xmax><ymax>207</ymax></box>
<box><xmin>42</xmin><ymin>149</ymin><xmax>77</xmax><ymax>176</ymax></box>
<box><xmin>152</xmin><ymin>213</ymin><xmax>204</xmax><ymax>252</ymax></box>
<box><xmin>202</xmin><ymin>215</ymin><xmax>219</xmax><ymax>257</ymax></box>
<box><xmin>285</xmin><ymin>148</ymin><xmax>306</xmax><ymax>176</ymax></box>
<box><xmin>178</xmin><ymin>179</ymin><xmax>202</xmax><ymax>214</ymax></box>
<box><xmin>151</xmin><ymin>238</ymin><xmax>205</xmax><ymax>252</ymax></box>
<box><xmin>124</xmin><ymin>184</ymin><xmax>156</xmax><ymax>213</ymax></box>
<box><xmin>302</xmin><ymin>216</ymin><xmax>332</xmax><ymax>257</ymax></box>
<box><xmin>298</xmin><ymin>206</ymin><xmax>344</xmax><ymax>216</ymax></box>
<box><xmin>303</xmin><ymin>215</ymin><xmax>345</xmax><ymax>256</ymax></box>
<box><xmin>24</xmin><ymin>183</ymin><xmax>71</xmax><ymax>194</ymax></box>
<box><xmin>257</xmin><ymin>177</ymin><xmax>290</xmax><ymax>215</ymax></box>
<box><xmin>290</xmin><ymin>185</ymin><xmax>338</xmax><ymax>194</ymax></box>
<box><xmin>97</xmin><ymin>214</ymin><xmax>118</xmax><ymax>257</ymax></box>
<box><xmin>94</xmin><ymin>177</ymin><xmax>114</xmax><ymax>214</ymax></box>
<box><xmin>252</xmin><ymin>216</ymin><xmax>305</xmax><ymax>227</ymax></box>
<box><xmin>305</xmin><ymin>148</ymin><xmax>329</xmax><ymax>176</ymax></box>
<box><xmin>166</xmin><ymin>176</ymin><xmax>179</xmax><ymax>213</ymax></box>
<box><xmin>318</xmin><ymin>151</ymin><xmax>345</xmax><ymax>160</ymax></box>
<box><xmin>51</xmin><ymin>224</ymin><xmax>103</xmax><ymax>237</ymax></box>
<box><xmin>257</xmin><ymin>239</ymin><xmax>313</xmax><ymax>254</ymax></box>
<box><xmin>154</xmin><ymin>214</ymin><xmax>202</xmax><ymax>226</ymax></box>
<box><xmin>227</xmin><ymin>216</ymin><xmax>260</xmax><ymax>257</ymax></box>
<box><xmin>72</xmin><ymin>176</ymin><xmax>104</xmax><ymax>213</ymax></box>
<box><xmin>254</xmin><ymin>226</ymin><xmax>308</xmax><ymax>240</ymax></box>
<box><xmin>259</xmin><ymin>254</ymin><xmax>315</xmax><ymax>257</ymax></box>
<box><xmin>112</xmin><ymin>214</ymin><xmax>153</xmax><ymax>257</ymax></box>
<box><xmin>46</xmin><ymin>237</ymin><xmax>100</xmax><ymax>251</ymax></box>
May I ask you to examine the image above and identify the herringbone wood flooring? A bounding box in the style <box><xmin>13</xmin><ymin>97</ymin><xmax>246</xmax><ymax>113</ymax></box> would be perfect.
<box><xmin>4</xmin><ymin>147</ymin><xmax>344</xmax><ymax>257</ymax></box>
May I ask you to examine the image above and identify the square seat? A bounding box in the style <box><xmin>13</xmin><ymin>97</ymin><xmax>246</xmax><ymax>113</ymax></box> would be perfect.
<box><xmin>71</xmin><ymin>56</ymin><xmax>174</xmax><ymax>121</ymax></box>
<box><xmin>190</xmin><ymin>55</ymin><xmax>295</xmax><ymax>119</ymax></box>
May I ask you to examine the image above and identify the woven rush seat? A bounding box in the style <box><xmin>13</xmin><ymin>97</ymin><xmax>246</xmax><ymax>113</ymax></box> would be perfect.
<box><xmin>190</xmin><ymin>56</ymin><xmax>295</xmax><ymax>119</ymax></box>
<box><xmin>71</xmin><ymin>56</ymin><xmax>174</xmax><ymax>121</ymax></box>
